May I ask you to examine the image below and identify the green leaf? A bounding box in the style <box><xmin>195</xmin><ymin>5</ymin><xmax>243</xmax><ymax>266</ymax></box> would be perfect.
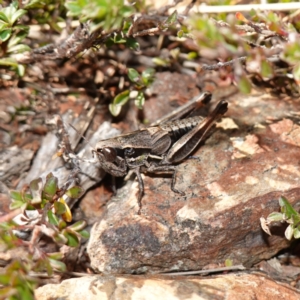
<box><xmin>53</xmin><ymin>233</ymin><xmax>68</xmax><ymax>245</ymax></box>
<box><xmin>0</xmin><ymin>273</ymin><xmax>11</xmax><ymax>285</ymax></box>
<box><xmin>293</xmin><ymin>227</ymin><xmax>300</xmax><ymax>239</ymax></box>
<box><xmin>65</xmin><ymin>186</ymin><xmax>85</xmax><ymax>199</ymax></box>
<box><xmin>134</xmin><ymin>91</ymin><xmax>145</xmax><ymax>110</ymax></box>
<box><xmin>29</xmin><ymin>178</ymin><xmax>42</xmax><ymax>204</ymax></box>
<box><xmin>58</xmin><ymin>219</ymin><xmax>67</xmax><ymax>230</ymax></box>
<box><xmin>267</xmin><ymin>212</ymin><xmax>284</xmax><ymax>222</ymax></box>
<box><xmin>47</xmin><ymin>210</ymin><xmax>59</xmax><ymax>226</ymax></box>
<box><xmin>279</xmin><ymin>196</ymin><xmax>298</xmax><ymax>220</ymax></box>
<box><xmin>11</xmin><ymin>9</ymin><xmax>27</xmax><ymax>25</ymax></box>
<box><xmin>10</xmin><ymin>191</ymin><xmax>23</xmax><ymax>202</ymax></box>
<box><xmin>63</xmin><ymin>230</ymin><xmax>79</xmax><ymax>247</ymax></box>
<box><xmin>65</xmin><ymin>4</ymin><xmax>81</xmax><ymax>16</ymax></box>
<box><xmin>0</xmin><ymin>12</ymin><xmax>9</xmax><ymax>23</ymax></box>
<box><xmin>187</xmin><ymin>52</ymin><xmax>198</xmax><ymax>60</ymax></box>
<box><xmin>261</xmin><ymin>60</ymin><xmax>273</xmax><ymax>79</ymax></box>
<box><xmin>7</xmin><ymin>44</ymin><xmax>31</xmax><ymax>54</ymax></box>
<box><xmin>109</xmin><ymin>103</ymin><xmax>119</xmax><ymax>116</ymax></box>
<box><xmin>109</xmin><ymin>90</ymin><xmax>130</xmax><ymax>116</ymax></box>
<box><xmin>17</xmin><ymin>64</ymin><xmax>25</xmax><ymax>77</ymax></box>
<box><xmin>141</xmin><ymin>68</ymin><xmax>155</xmax><ymax>85</ymax></box>
<box><xmin>0</xmin><ymin>28</ymin><xmax>12</xmax><ymax>41</ymax></box>
<box><xmin>112</xmin><ymin>90</ymin><xmax>130</xmax><ymax>106</ymax></box>
<box><xmin>24</xmin><ymin>0</ymin><xmax>44</xmax><ymax>9</ymax></box>
<box><xmin>2</xmin><ymin>4</ymin><xmax>17</xmax><ymax>25</ymax></box>
<box><xmin>225</xmin><ymin>258</ymin><xmax>233</xmax><ymax>267</ymax></box>
<box><xmin>68</xmin><ymin>220</ymin><xmax>87</xmax><ymax>232</ymax></box>
<box><xmin>48</xmin><ymin>258</ymin><xmax>66</xmax><ymax>272</ymax></box>
<box><xmin>10</xmin><ymin>200</ymin><xmax>26</xmax><ymax>210</ymax></box>
<box><xmin>0</xmin><ymin>57</ymin><xmax>18</xmax><ymax>67</ymax></box>
<box><xmin>54</xmin><ymin>202</ymin><xmax>66</xmax><ymax>215</ymax></box>
<box><xmin>78</xmin><ymin>229</ymin><xmax>90</xmax><ymax>239</ymax></box>
<box><xmin>152</xmin><ymin>57</ymin><xmax>170</xmax><ymax>67</ymax></box>
<box><xmin>163</xmin><ymin>10</ymin><xmax>177</xmax><ymax>27</ymax></box>
<box><xmin>42</xmin><ymin>173</ymin><xmax>58</xmax><ymax>201</ymax></box>
<box><xmin>236</xmin><ymin>75</ymin><xmax>252</xmax><ymax>94</ymax></box>
<box><xmin>293</xmin><ymin>63</ymin><xmax>300</xmax><ymax>86</ymax></box>
<box><xmin>47</xmin><ymin>252</ymin><xmax>64</xmax><ymax>261</ymax></box>
<box><xmin>128</xmin><ymin>68</ymin><xmax>140</xmax><ymax>83</ymax></box>
<box><xmin>285</xmin><ymin>224</ymin><xmax>294</xmax><ymax>240</ymax></box>
<box><xmin>126</xmin><ymin>38</ymin><xmax>140</xmax><ymax>51</ymax></box>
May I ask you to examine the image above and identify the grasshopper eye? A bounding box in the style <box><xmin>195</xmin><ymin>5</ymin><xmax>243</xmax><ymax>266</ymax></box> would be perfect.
<box><xmin>100</xmin><ymin>147</ymin><xmax>117</xmax><ymax>162</ymax></box>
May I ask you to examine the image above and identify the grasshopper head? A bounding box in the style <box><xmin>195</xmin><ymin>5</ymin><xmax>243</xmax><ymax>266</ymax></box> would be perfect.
<box><xmin>94</xmin><ymin>146</ymin><xmax>117</xmax><ymax>162</ymax></box>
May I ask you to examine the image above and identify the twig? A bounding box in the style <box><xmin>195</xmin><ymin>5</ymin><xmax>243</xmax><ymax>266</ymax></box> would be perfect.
<box><xmin>17</xmin><ymin>23</ymin><xmax>102</xmax><ymax>64</ymax></box>
<box><xmin>201</xmin><ymin>57</ymin><xmax>247</xmax><ymax>71</ymax></box>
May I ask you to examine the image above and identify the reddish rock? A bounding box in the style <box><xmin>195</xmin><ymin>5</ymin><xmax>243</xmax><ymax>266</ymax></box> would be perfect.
<box><xmin>35</xmin><ymin>273</ymin><xmax>300</xmax><ymax>300</ymax></box>
<box><xmin>88</xmin><ymin>89</ymin><xmax>300</xmax><ymax>274</ymax></box>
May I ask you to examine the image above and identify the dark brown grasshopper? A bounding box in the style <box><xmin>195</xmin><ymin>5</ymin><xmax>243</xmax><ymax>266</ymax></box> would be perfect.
<box><xmin>93</xmin><ymin>92</ymin><xmax>228</xmax><ymax>213</ymax></box>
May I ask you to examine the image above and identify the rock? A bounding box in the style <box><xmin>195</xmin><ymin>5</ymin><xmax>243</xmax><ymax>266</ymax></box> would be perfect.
<box><xmin>87</xmin><ymin>89</ymin><xmax>300</xmax><ymax>274</ymax></box>
<box><xmin>34</xmin><ymin>273</ymin><xmax>300</xmax><ymax>300</ymax></box>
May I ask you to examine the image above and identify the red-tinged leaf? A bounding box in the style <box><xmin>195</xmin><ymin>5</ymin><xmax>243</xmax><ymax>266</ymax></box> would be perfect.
<box><xmin>235</xmin><ymin>12</ymin><xmax>248</xmax><ymax>23</ymax></box>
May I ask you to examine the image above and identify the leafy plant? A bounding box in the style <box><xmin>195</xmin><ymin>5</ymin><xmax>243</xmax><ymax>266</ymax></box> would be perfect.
<box><xmin>261</xmin><ymin>196</ymin><xmax>300</xmax><ymax>240</ymax></box>
<box><xmin>0</xmin><ymin>173</ymin><xmax>89</xmax><ymax>299</ymax></box>
<box><xmin>0</xmin><ymin>1</ymin><xmax>30</xmax><ymax>76</ymax></box>
<box><xmin>109</xmin><ymin>67</ymin><xmax>155</xmax><ymax>116</ymax></box>
<box><xmin>65</xmin><ymin>0</ymin><xmax>135</xmax><ymax>32</ymax></box>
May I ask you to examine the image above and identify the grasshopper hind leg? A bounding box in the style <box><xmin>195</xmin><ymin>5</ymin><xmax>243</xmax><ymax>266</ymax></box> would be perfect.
<box><xmin>132</xmin><ymin>167</ymin><xmax>144</xmax><ymax>214</ymax></box>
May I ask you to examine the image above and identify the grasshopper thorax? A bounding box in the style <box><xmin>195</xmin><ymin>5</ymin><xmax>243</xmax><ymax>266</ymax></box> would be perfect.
<box><xmin>96</xmin><ymin>147</ymin><xmax>117</xmax><ymax>162</ymax></box>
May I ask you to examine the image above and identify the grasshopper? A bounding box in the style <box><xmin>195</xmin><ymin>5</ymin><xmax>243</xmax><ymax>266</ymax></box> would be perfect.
<box><xmin>93</xmin><ymin>92</ymin><xmax>228</xmax><ymax>213</ymax></box>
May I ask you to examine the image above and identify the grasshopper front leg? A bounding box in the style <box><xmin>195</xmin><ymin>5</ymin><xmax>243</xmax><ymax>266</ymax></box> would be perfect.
<box><xmin>145</xmin><ymin>164</ymin><xmax>184</xmax><ymax>196</ymax></box>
